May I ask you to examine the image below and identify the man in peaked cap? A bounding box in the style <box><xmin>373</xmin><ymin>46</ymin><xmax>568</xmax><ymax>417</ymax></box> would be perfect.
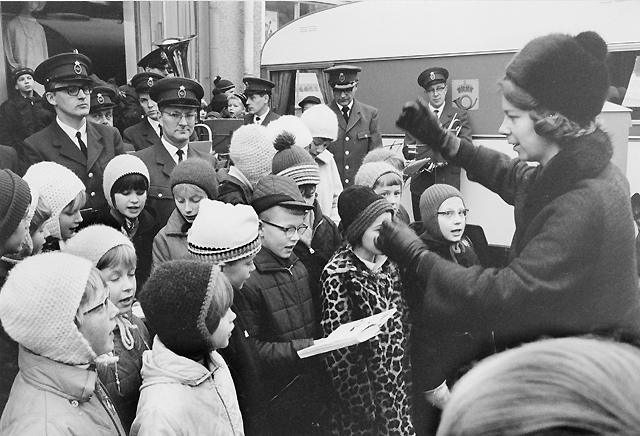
<box><xmin>137</xmin><ymin>48</ymin><xmax>172</xmax><ymax>77</ymax></box>
<box><xmin>402</xmin><ymin>66</ymin><xmax>473</xmax><ymax>221</ymax></box>
<box><xmin>22</xmin><ymin>52</ymin><xmax>125</xmax><ymax>216</ymax></box>
<box><xmin>123</xmin><ymin>72</ymin><xmax>164</xmax><ymax>151</ymax></box>
<box><xmin>243</xmin><ymin>77</ymin><xmax>280</xmax><ymax>127</ymax></box>
<box><xmin>87</xmin><ymin>85</ymin><xmax>116</xmax><ymax>128</ymax></box>
<box><xmin>134</xmin><ymin>77</ymin><xmax>218</xmax><ymax>232</ymax></box>
<box><xmin>324</xmin><ymin>65</ymin><xmax>382</xmax><ymax>187</ymax></box>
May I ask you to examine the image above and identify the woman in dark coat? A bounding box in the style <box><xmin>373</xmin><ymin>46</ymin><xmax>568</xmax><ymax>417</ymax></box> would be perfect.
<box><xmin>377</xmin><ymin>31</ymin><xmax>640</xmax><ymax>435</ymax></box>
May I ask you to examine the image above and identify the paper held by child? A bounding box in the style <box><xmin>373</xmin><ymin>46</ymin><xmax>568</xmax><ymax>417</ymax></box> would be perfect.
<box><xmin>298</xmin><ymin>308</ymin><xmax>397</xmax><ymax>358</ymax></box>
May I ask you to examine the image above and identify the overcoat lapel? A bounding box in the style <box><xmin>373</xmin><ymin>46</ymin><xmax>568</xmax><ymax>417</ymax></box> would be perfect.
<box><xmin>51</xmin><ymin>122</ymin><xmax>85</xmax><ymax>165</ymax></box>
<box><xmin>86</xmin><ymin>122</ymin><xmax>104</xmax><ymax>170</ymax></box>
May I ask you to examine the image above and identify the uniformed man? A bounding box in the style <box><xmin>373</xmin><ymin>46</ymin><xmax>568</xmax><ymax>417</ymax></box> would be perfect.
<box><xmin>298</xmin><ymin>95</ymin><xmax>321</xmax><ymax>113</ymax></box>
<box><xmin>134</xmin><ymin>77</ymin><xmax>218</xmax><ymax>231</ymax></box>
<box><xmin>87</xmin><ymin>85</ymin><xmax>116</xmax><ymax>127</ymax></box>
<box><xmin>137</xmin><ymin>48</ymin><xmax>172</xmax><ymax>77</ymax></box>
<box><xmin>22</xmin><ymin>52</ymin><xmax>125</xmax><ymax>216</ymax></box>
<box><xmin>402</xmin><ymin>67</ymin><xmax>473</xmax><ymax>221</ymax></box>
<box><xmin>325</xmin><ymin>65</ymin><xmax>382</xmax><ymax>187</ymax></box>
<box><xmin>243</xmin><ymin>77</ymin><xmax>280</xmax><ymax>126</ymax></box>
<box><xmin>123</xmin><ymin>72</ymin><xmax>164</xmax><ymax>151</ymax></box>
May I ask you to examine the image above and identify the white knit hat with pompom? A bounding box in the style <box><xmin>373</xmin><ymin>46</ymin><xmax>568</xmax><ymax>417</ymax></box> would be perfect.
<box><xmin>300</xmin><ymin>104</ymin><xmax>339</xmax><ymax>141</ymax></box>
<box><xmin>266</xmin><ymin>115</ymin><xmax>313</xmax><ymax>149</ymax></box>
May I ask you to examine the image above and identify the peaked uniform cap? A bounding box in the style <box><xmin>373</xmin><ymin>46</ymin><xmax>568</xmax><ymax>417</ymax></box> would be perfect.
<box><xmin>324</xmin><ymin>65</ymin><xmax>361</xmax><ymax>89</ymax></box>
<box><xmin>34</xmin><ymin>52</ymin><xmax>92</xmax><ymax>86</ymax></box>
<box><xmin>137</xmin><ymin>48</ymin><xmax>169</xmax><ymax>69</ymax></box>
<box><xmin>90</xmin><ymin>85</ymin><xmax>116</xmax><ymax>113</ymax></box>
<box><xmin>150</xmin><ymin>77</ymin><xmax>204</xmax><ymax>108</ymax></box>
<box><xmin>243</xmin><ymin>77</ymin><xmax>275</xmax><ymax>96</ymax></box>
<box><xmin>131</xmin><ymin>72</ymin><xmax>164</xmax><ymax>94</ymax></box>
<box><xmin>418</xmin><ymin>67</ymin><xmax>449</xmax><ymax>90</ymax></box>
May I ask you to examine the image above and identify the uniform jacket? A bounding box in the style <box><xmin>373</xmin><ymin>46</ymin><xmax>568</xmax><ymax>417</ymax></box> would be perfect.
<box><xmin>134</xmin><ymin>139</ymin><xmax>218</xmax><ymax>232</ymax></box>
<box><xmin>131</xmin><ymin>337</ymin><xmax>244</xmax><ymax>436</ymax></box>
<box><xmin>152</xmin><ymin>208</ymin><xmax>189</xmax><ymax>269</ymax></box>
<box><xmin>413</xmin><ymin>127</ymin><xmax>640</xmax><ymax>350</ymax></box>
<box><xmin>22</xmin><ymin>120</ymin><xmax>125</xmax><ymax>212</ymax></box>
<box><xmin>0</xmin><ymin>347</ymin><xmax>125</xmax><ymax>436</ymax></box>
<box><xmin>320</xmin><ymin>247</ymin><xmax>413</xmax><ymax>436</ymax></box>
<box><xmin>327</xmin><ymin>99</ymin><xmax>383</xmax><ymax>187</ymax></box>
<box><xmin>123</xmin><ymin>118</ymin><xmax>159</xmax><ymax>152</ymax></box>
<box><xmin>243</xmin><ymin>110</ymin><xmax>280</xmax><ymax>127</ymax></box>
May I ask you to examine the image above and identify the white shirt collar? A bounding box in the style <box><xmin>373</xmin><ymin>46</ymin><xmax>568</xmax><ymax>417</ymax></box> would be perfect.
<box><xmin>147</xmin><ymin>117</ymin><xmax>161</xmax><ymax>135</ymax></box>
<box><xmin>254</xmin><ymin>107</ymin><xmax>270</xmax><ymax>124</ymax></box>
<box><xmin>338</xmin><ymin>100</ymin><xmax>354</xmax><ymax>113</ymax></box>
<box><xmin>56</xmin><ymin>116</ymin><xmax>87</xmax><ymax>150</ymax></box>
<box><xmin>161</xmin><ymin>137</ymin><xmax>188</xmax><ymax>164</ymax></box>
<box><xmin>429</xmin><ymin>103</ymin><xmax>444</xmax><ymax>119</ymax></box>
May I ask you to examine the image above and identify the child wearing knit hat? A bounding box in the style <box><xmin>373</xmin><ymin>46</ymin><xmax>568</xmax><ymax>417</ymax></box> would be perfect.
<box><xmin>320</xmin><ymin>185</ymin><xmax>413</xmax><ymax>436</ymax></box>
<box><xmin>227</xmin><ymin>93</ymin><xmax>247</xmax><ymax>119</ymax></box>
<box><xmin>218</xmin><ymin>124</ymin><xmax>275</xmax><ymax>205</ymax></box>
<box><xmin>0</xmin><ymin>170</ymin><xmax>31</xmax><ymax>260</ymax></box>
<box><xmin>300</xmin><ymin>104</ymin><xmax>343</xmax><ymax>224</ymax></box>
<box><xmin>64</xmin><ymin>224</ymin><xmax>150</xmax><ymax>433</ymax></box>
<box><xmin>0</xmin><ymin>252</ymin><xmax>124</xmax><ymax>435</ymax></box>
<box><xmin>133</xmin><ymin>260</ymin><xmax>243</xmax><ymax>435</ymax></box>
<box><xmin>22</xmin><ymin>161</ymin><xmax>86</xmax><ymax>251</ymax></box>
<box><xmin>355</xmin><ymin>160</ymin><xmax>411</xmax><ymax>223</ymax></box>
<box><xmin>152</xmin><ymin>157</ymin><xmax>218</xmax><ymax>268</ymax></box>
<box><xmin>96</xmin><ymin>154</ymin><xmax>156</xmax><ymax>287</ymax></box>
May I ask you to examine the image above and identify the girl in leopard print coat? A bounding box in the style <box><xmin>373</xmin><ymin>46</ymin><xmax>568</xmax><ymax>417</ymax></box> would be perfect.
<box><xmin>320</xmin><ymin>186</ymin><xmax>414</xmax><ymax>436</ymax></box>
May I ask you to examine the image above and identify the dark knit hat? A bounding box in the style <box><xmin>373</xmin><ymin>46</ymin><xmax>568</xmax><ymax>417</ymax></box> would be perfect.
<box><xmin>209</xmin><ymin>88</ymin><xmax>228</xmax><ymax>113</ymax></box>
<box><xmin>140</xmin><ymin>260</ymin><xmax>232</xmax><ymax>357</ymax></box>
<box><xmin>420</xmin><ymin>184</ymin><xmax>464</xmax><ymax>241</ymax></box>
<box><xmin>213</xmin><ymin>76</ymin><xmax>235</xmax><ymax>93</ymax></box>
<box><xmin>0</xmin><ymin>170</ymin><xmax>31</xmax><ymax>244</ymax></box>
<box><xmin>11</xmin><ymin>67</ymin><xmax>34</xmax><ymax>85</ymax></box>
<box><xmin>505</xmin><ymin>31</ymin><xmax>609</xmax><ymax>126</ymax></box>
<box><xmin>338</xmin><ymin>185</ymin><xmax>394</xmax><ymax>246</ymax></box>
<box><xmin>169</xmin><ymin>158</ymin><xmax>219</xmax><ymax>199</ymax></box>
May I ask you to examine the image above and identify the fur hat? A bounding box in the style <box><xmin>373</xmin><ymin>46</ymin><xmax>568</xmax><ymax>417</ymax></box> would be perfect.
<box><xmin>505</xmin><ymin>31</ymin><xmax>609</xmax><ymax>126</ymax></box>
<box><xmin>64</xmin><ymin>224</ymin><xmax>134</xmax><ymax>266</ymax></box>
<box><xmin>0</xmin><ymin>252</ymin><xmax>98</xmax><ymax>364</ymax></box>
<box><xmin>229</xmin><ymin>124</ymin><xmax>276</xmax><ymax>187</ymax></box>
<box><xmin>188</xmin><ymin>199</ymin><xmax>261</xmax><ymax>264</ymax></box>
<box><xmin>338</xmin><ymin>185</ymin><xmax>394</xmax><ymax>246</ymax></box>
<box><xmin>102</xmin><ymin>154</ymin><xmax>150</xmax><ymax>208</ymax></box>
<box><xmin>140</xmin><ymin>260</ymin><xmax>232</xmax><ymax>357</ymax></box>
<box><xmin>420</xmin><ymin>184</ymin><xmax>464</xmax><ymax>240</ymax></box>
<box><xmin>0</xmin><ymin>170</ymin><xmax>31</xmax><ymax>244</ymax></box>
<box><xmin>169</xmin><ymin>158</ymin><xmax>219</xmax><ymax>199</ymax></box>
<box><xmin>23</xmin><ymin>162</ymin><xmax>85</xmax><ymax>240</ymax></box>
<box><xmin>300</xmin><ymin>104</ymin><xmax>339</xmax><ymax>141</ymax></box>
<box><xmin>355</xmin><ymin>162</ymin><xmax>402</xmax><ymax>189</ymax></box>
<box><xmin>270</xmin><ymin>118</ymin><xmax>320</xmax><ymax>186</ymax></box>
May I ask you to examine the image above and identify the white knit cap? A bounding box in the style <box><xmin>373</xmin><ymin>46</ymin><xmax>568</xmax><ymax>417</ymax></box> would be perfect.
<box><xmin>355</xmin><ymin>161</ymin><xmax>402</xmax><ymax>189</ymax></box>
<box><xmin>266</xmin><ymin>115</ymin><xmax>313</xmax><ymax>149</ymax></box>
<box><xmin>64</xmin><ymin>224</ymin><xmax>135</xmax><ymax>266</ymax></box>
<box><xmin>300</xmin><ymin>104</ymin><xmax>339</xmax><ymax>141</ymax></box>
<box><xmin>229</xmin><ymin>124</ymin><xmax>276</xmax><ymax>187</ymax></box>
<box><xmin>102</xmin><ymin>154</ymin><xmax>150</xmax><ymax>208</ymax></box>
<box><xmin>0</xmin><ymin>252</ymin><xmax>97</xmax><ymax>364</ymax></box>
<box><xmin>188</xmin><ymin>199</ymin><xmax>261</xmax><ymax>264</ymax></box>
<box><xmin>23</xmin><ymin>162</ymin><xmax>86</xmax><ymax>240</ymax></box>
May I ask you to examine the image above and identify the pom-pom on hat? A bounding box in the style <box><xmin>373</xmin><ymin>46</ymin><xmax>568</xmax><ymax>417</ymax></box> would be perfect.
<box><xmin>213</xmin><ymin>76</ymin><xmax>235</xmax><ymax>93</ymax></box>
<box><xmin>169</xmin><ymin>158</ymin><xmax>219</xmax><ymax>199</ymax></box>
<box><xmin>0</xmin><ymin>252</ymin><xmax>98</xmax><ymax>364</ymax></box>
<box><xmin>355</xmin><ymin>162</ymin><xmax>402</xmax><ymax>189</ymax></box>
<box><xmin>505</xmin><ymin>31</ymin><xmax>609</xmax><ymax>126</ymax></box>
<box><xmin>300</xmin><ymin>104</ymin><xmax>339</xmax><ymax>141</ymax></box>
<box><xmin>229</xmin><ymin>124</ymin><xmax>276</xmax><ymax>187</ymax></box>
<box><xmin>23</xmin><ymin>162</ymin><xmax>85</xmax><ymax>240</ymax></box>
<box><xmin>103</xmin><ymin>154</ymin><xmax>150</xmax><ymax>208</ymax></box>
<box><xmin>140</xmin><ymin>260</ymin><xmax>232</xmax><ymax>357</ymax></box>
<box><xmin>267</xmin><ymin>115</ymin><xmax>313</xmax><ymax>149</ymax></box>
<box><xmin>64</xmin><ymin>224</ymin><xmax>134</xmax><ymax>266</ymax></box>
<box><xmin>420</xmin><ymin>184</ymin><xmax>464</xmax><ymax>241</ymax></box>
<box><xmin>188</xmin><ymin>199</ymin><xmax>261</xmax><ymax>264</ymax></box>
<box><xmin>269</xmin><ymin>116</ymin><xmax>319</xmax><ymax>186</ymax></box>
<box><xmin>0</xmin><ymin>169</ymin><xmax>31</xmax><ymax>244</ymax></box>
<box><xmin>338</xmin><ymin>185</ymin><xmax>394</xmax><ymax>246</ymax></box>
<box><xmin>251</xmin><ymin>174</ymin><xmax>313</xmax><ymax>215</ymax></box>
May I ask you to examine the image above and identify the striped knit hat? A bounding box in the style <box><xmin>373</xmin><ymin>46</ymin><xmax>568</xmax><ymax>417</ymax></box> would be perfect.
<box><xmin>270</xmin><ymin>116</ymin><xmax>320</xmax><ymax>186</ymax></box>
<box><xmin>0</xmin><ymin>169</ymin><xmax>31</xmax><ymax>244</ymax></box>
<box><xmin>188</xmin><ymin>199</ymin><xmax>261</xmax><ymax>264</ymax></box>
<box><xmin>338</xmin><ymin>185</ymin><xmax>394</xmax><ymax>246</ymax></box>
<box><xmin>102</xmin><ymin>154</ymin><xmax>150</xmax><ymax>208</ymax></box>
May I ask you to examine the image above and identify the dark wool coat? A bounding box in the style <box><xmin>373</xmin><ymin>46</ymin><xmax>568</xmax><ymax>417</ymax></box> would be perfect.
<box><xmin>123</xmin><ymin>118</ymin><xmax>159</xmax><ymax>151</ymax></box>
<box><xmin>243</xmin><ymin>110</ymin><xmax>280</xmax><ymax>127</ymax></box>
<box><xmin>0</xmin><ymin>146</ymin><xmax>20</xmax><ymax>174</ymax></box>
<box><xmin>320</xmin><ymin>247</ymin><xmax>413</xmax><ymax>436</ymax></box>
<box><xmin>413</xmin><ymin>128</ymin><xmax>640</xmax><ymax>350</ymax></box>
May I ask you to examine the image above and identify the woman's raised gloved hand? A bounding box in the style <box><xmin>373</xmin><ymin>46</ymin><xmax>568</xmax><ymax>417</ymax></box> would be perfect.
<box><xmin>375</xmin><ymin>220</ymin><xmax>428</xmax><ymax>270</ymax></box>
<box><xmin>396</xmin><ymin>97</ymin><xmax>448</xmax><ymax>151</ymax></box>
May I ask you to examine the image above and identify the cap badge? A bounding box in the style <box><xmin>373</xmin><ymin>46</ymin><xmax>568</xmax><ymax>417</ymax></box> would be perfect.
<box><xmin>430</xmin><ymin>71</ymin><xmax>436</xmax><ymax>81</ymax></box>
<box><xmin>74</xmin><ymin>61</ymin><xmax>82</xmax><ymax>75</ymax></box>
<box><xmin>178</xmin><ymin>85</ymin><xmax>187</xmax><ymax>98</ymax></box>
<box><xmin>97</xmin><ymin>93</ymin><xmax>104</xmax><ymax>104</ymax></box>
<box><xmin>339</xmin><ymin>72</ymin><xmax>346</xmax><ymax>83</ymax></box>
<box><xmin>147</xmin><ymin>77</ymin><xmax>154</xmax><ymax>88</ymax></box>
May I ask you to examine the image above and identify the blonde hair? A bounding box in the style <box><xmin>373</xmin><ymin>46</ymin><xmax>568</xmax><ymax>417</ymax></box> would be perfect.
<box><xmin>62</xmin><ymin>190</ymin><xmax>87</xmax><ymax>215</ymax></box>
<box><xmin>75</xmin><ymin>267</ymin><xmax>107</xmax><ymax>326</ymax></box>
<box><xmin>172</xmin><ymin>183</ymin><xmax>207</xmax><ymax>199</ymax></box>
<box><xmin>96</xmin><ymin>244</ymin><xmax>137</xmax><ymax>272</ymax></box>
<box><xmin>438</xmin><ymin>337</ymin><xmax>640</xmax><ymax>436</ymax></box>
<box><xmin>29</xmin><ymin>196</ymin><xmax>51</xmax><ymax>235</ymax></box>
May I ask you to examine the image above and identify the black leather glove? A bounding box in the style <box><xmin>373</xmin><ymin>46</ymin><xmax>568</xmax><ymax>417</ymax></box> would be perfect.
<box><xmin>376</xmin><ymin>220</ymin><xmax>428</xmax><ymax>270</ymax></box>
<box><xmin>396</xmin><ymin>98</ymin><xmax>448</xmax><ymax>151</ymax></box>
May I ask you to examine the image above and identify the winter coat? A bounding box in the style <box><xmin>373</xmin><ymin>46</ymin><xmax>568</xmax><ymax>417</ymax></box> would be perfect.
<box><xmin>412</xmin><ymin>128</ymin><xmax>640</xmax><ymax>351</ymax></box>
<box><xmin>0</xmin><ymin>347</ymin><xmax>125</xmax><ymax>436</ymax></box>
<box><xmin>320</xmin><ymin>246</ymin><xmax>413</xmax><ymax>436</ymax></box>
<box><xmin>131</xmin><ymin>337</ymin><xmax>244</xmax><ymax>436</ymax></box>
<box><xmin>98</xmin><ymin>314</ymin><xmax>150</xmax><ymax>434</ymax></box>
<box><xmin>152</xmin><ymin>208</ymin><xmax>189</xmax><ymax>269</ymax></box>
<box><xmin>314</xmin><ymin>150</ymin><xmax>342</xmax><ymax>224</ymax></box>
<box><xmin>217</xmin><ymin>168</ymin><xmax>253</xmax><ymax>205</ymax></box>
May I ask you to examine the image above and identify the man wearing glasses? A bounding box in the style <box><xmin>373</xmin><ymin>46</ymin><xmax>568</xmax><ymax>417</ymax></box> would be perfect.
<box><xmin>403</xmin><ymin>67</ymin><xmax>473</xmax><ymax>221</ymax></box>
<box><xmin>135</xmin><ymin>77</ymin><xmax>218</xmax><ymax>231</ymax></box>
<box><xmin>22</xmin><ymin>52</ymin><xmax>125</xmax><ymax>216</ymax></box>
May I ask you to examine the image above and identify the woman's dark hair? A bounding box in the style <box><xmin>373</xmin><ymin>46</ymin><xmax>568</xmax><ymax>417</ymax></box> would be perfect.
<box><xmin>110</xmin><ymin>173</ymin><xmax>149</xmax><ymax>202</ymax></box>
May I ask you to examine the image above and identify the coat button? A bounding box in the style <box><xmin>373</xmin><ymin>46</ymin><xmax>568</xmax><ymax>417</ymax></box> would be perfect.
<box><xmin>345</xmin><ymin>150</ymin><xmax>350</xmax><ymax>155</ymax></box>
<box><xmin>88</xmin><ymin>172</ymin><xmax>93</xmax><ymax>178</ymax></box>
<box><xmin>90</xmin><ymin>192</ymin><xmax>96</xmax><ymax>197</ymax></box>
<box><xmin>345</xmin><ymin>165</ymin><xmax>350</xmax><ymax>170</ymax></box>
<box><xmin>158</xmin><ymin>193</ymin><xmax>163</xmax><ymax>198</ymax></box>
<box><xmin>344</xmin><ymin>178</ymin><xmax>349</xmax><ymax>184</ymax></box>
<box><xmin>70</xmin><ymin>400</ymin><xmax>79</xmax><ymax>407</ymax></box>
<box><xmin>345</xmin><ymin>137</ymin><xmax>350</xmax><ymax>142</ymax></box>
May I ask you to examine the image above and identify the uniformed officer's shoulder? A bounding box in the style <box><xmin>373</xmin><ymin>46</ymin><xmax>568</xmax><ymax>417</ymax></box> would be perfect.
<box><xmin>354</xmin><ymin>99</ymin><xmax>378</xmax><ymax>113</ymax></box>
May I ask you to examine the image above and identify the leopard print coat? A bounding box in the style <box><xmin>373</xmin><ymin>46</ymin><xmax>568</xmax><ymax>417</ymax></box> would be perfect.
<box><xmin>320</xmin><ymin>246</ymin><xmax>414</xmax><ymax>436</ymax></box>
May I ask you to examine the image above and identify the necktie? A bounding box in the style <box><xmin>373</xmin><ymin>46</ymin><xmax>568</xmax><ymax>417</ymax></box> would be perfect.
<box><xmin>176</xmin><ymin>149</ymin><xmax>184</xmax><ymax>163</ymax></box>
<box><xmin>434</xmin><ymin>109</ymin><xmax>439</xmax><ymax>118</ymax></box>
<box><xmin>158</xmin><ymin>125</ymin><xmax>163</xmax><ymax>137</ymax></box>
<box><xmin>341</xmin><ymin>106</ymin><xmax>349</xmax><ymax>124</ymax></box>
<box><xmin>255</xmin><ymin>116</ymin><xmax>261</xmax><ymax>124</ymax></box>
<box><xmin>76</xmin><ymin>131</ymin><xmax>87</xmax><ymax>158</ymax></box>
